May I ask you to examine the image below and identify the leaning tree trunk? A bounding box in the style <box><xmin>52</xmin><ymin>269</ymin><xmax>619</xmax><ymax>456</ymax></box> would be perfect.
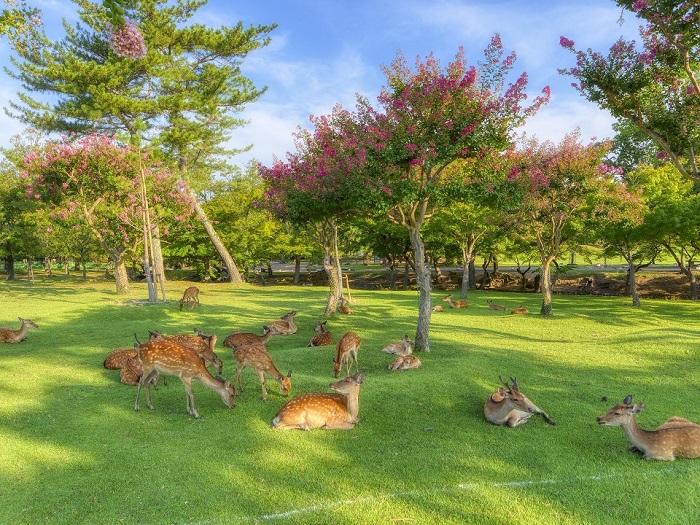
<box><xmin>323</xmin><ymin>219</ymin><xmax>343</xmax><ymax>316</ymax></box>
<box><xmin>408</xmin><ymin>225</ymin><xmax>432</xmax><ymax>352</ymax></box>
<box><xmin>192</xmin><ymin>198</ymin><xmax>242</xmax><ymax>284</ymax></box>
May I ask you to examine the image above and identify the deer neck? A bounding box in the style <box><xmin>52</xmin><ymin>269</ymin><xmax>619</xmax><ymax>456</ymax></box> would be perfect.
<box><xmin>262</xmin><ymin>330</ymin><xmax>275</xmax><ymax>343</ymax></box>
<box><xmin>343</xmin><ymin>389</ymin><xmax>361</xmax><ymax>418</ymax></box>
<box><xmin>620</xmin><ymin>416</ymin><xmax>652</xmax><ymax>449</ymax></box>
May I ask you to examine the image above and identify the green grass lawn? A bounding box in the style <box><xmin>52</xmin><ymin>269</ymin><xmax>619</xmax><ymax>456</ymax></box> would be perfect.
<box><xmin>1</xmin><ymin>276</ymin><xmax>699</xmax><ymax>524</ymax></box>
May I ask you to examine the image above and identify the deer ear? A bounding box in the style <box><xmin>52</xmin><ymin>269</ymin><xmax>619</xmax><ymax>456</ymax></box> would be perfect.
<box><xmin>631</xmin><ymin>403</ymin><xmax>644</xmax><ymax>414</ymax></box>
<box><xmin>623</xmin><ymin>395</ymin><xmax>633</xmax><ymax>405</ymax></box>
<box><xmin>491</xmin><ymin>392</ymin><xmax>505</xmax><ymax>403</ymax></box>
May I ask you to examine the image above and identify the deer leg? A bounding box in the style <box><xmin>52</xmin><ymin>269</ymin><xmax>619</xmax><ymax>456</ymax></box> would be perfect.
<box><xmin>143</xmin><ymin>370</ymin><xmax>159</xmax><ymax>410</ymax></box>
<box><xmin>235</xmin><ymin>365</ymin><xmax>244</xmax><ymax>393</ymax></box>
<box><xmin>257</xmin><ymin>370</ymin><xmax>268</xmax><ymax>401</ymax></box>
<box><xmin>181</xmin><ymin>378</ymin><xmax>200</xmax><ymax>418</ymax></box>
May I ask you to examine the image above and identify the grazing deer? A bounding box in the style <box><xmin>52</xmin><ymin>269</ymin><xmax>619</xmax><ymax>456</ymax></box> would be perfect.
<box><xmin>334</xmin><ymin>331</ymin><xmax>361</xmax><ymax>378</ymax></box>
<box><xmin>0</xmin><ymin>317</ymin><xmax>38</xmax><ymax>343</ymax></box>
<box><xmin>224</xmin><ymin>326</ymin><xmax>280</xmax><ymax>350</ymax></box>
<box><xmin>232</xmin><ymin>343</ymin><xmax>292</xmax><ymax>400</ymax></box>
<box><xmin>264</xmin><ymin>311</ymin><xmax>297</xmax><ymax>335</ymax></box>
<box><xmin>510</xmin><ymin>306</ymin><xmax>529</xmax><ymax>315</ymax></box>
<box><xmin>484</xmin><ymin>376</ymin><xmax>555</xmax><ymax>427</ymax></box>
<box><xmin>388</xmin><ymin>354</ymin><xmax>422</xmax><ymax>371</ymax></box>
<box><xmin>381</xmin><ymin>335</ymin><xmax>413</xmax><ymax>356</ymax></box>
<box><xmin>272</xmin><ymin>373</ymin><xmax>366</xmax><ymax>430</ymax></box>
<box><xmin>178</xmin><ymin>286</ymin><xmax>200</xmax><ymax>311</ymax></box>
<box><xmin>487</xmin><ymin>300</ymin><xmax>506</xmax><ymax>311</ymax></box>
<box><xmin>339</xmin><ymin>298</ymin><xmax>353</xmax><ymax>315</ymax></box>
<box><xmin>597</xmin><ymin>395</ymin><xmax>700</xmax><ymax>460</ymax></box>
<box><xmin>134</xmin><ymin>338</ymin><xmax>235</xmax><ymax>418</ymax></box>
<box><xmin>443</xmin><ymin>294</ymin><xmax>468</xmax><ymax>309</ymax></box>
<box><xmin>307</xmin><ymin>320</ymin><xmax>333</xmax><ymax>347</ymax></box>
<box><xmin>155</xmin><ymin>330</ymin><xmax>223</xmax><ymax>375</ymax></box>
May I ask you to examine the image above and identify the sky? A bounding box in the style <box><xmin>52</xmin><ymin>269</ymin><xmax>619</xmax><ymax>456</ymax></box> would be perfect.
<box><xmin>0</xmin><ymin>0</ymin><xmax>643</xmax><ymax>169</ymax></box>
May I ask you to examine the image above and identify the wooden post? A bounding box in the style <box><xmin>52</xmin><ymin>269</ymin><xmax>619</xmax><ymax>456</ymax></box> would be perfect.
<box><xmin>344</xmin><ymin>275</ymin><xmax>352</xmax><ymax>302</ymax></box>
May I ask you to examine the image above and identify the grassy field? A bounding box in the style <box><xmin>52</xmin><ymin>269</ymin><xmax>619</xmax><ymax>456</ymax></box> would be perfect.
<box><xmin>1</xmin><ymin>275</ymin><xmax>699</xmax><ymax>524</ymax></box>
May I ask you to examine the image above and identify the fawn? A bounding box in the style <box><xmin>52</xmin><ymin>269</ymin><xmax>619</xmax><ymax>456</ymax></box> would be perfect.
<box><xmin>307</xmin><ymin>320</ymin><xmax>333</xmax><ymax>347</ymax></box>
<box><xmin>333</xmin><ymin>331</ymin><xmax>361</xmax><ymax>378</ymax></box>
<box><xmin>388</xmin><ymin>354</ymin><xmax>422</xmax><ymax>370</ymax></box>
<box><xmin>0</xmin><ymin>317</ymin><xmax>38</xmax><ymax>343</ymax></box>
<box><xmin>178</xmin><ymin>286</ymin><xmax>200</xmax><ymax>311</ymax></box>
<box><xmin>381</xmin><ymin>335</ymin><xmax>413</xmax><ymax>356</ymax></box>
<box><xmin>232</xmin><ymin>342</ymin><xmax>291</xmax><ymax>400</ymax></box>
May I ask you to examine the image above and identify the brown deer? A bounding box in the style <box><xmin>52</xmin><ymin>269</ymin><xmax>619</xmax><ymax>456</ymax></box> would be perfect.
<box><xmin>307</xmin><ymin>320</ymin><xmax>333</xmax><ymax>347</ymax></box>
<box><xmin>134</xmin><ymin>338</ymin><xmax>235</xmax><ymax>418</ymax></box>
<box><xmin>339</xmin><ymin>298</ymin><xmax>353</xmax><ymax>315</ymax></box>
<box><xmin>232</xmin><ymin>343</ymin><xmax>292</xmax><ymax>400</ymax></box>
<box><xmin>178</xmin><ymin>286</ymin><xmax>200</xmax><ymax>311</ymax></box>
<box><xmin>443</xmin><ymin>294</ymin><xmax>468</xmax><ymax>309</ymax></box>
<box><xmin>272</xmin><ymin>373</ymin><xmax>366</xmax><ymax>430</ymax></box>
<box><xmin>334</xmin><ymin>331</ymin><xmax>361</xmax><ymax>378</ymax></box>
<box><xmin>487</xmin><ymin>300</ymin><xmax>506</xmax><ymax>311</ymax></box>
<box><xmin>484</xmin><ymin>376</ymin><xmax>555</xmax><ymax>427</ymax></box>
<box><xmin>0</xmin><ymin>317</ymin><xmax>38</xmax><ymax>343</ymax></box>
<box><xmin>156</xmin><ymin>330</ymin><xmax>223</xmax><ymax>375</ymax></box>
<box><xmin>264</xmin><ymin>311</ymin><xmax>297</xmax><ymax>335</ymax></box>
<box><xmin>381</xmin><ymin>334</ymin><xmax>413</xmax><ymax>356</ymax></box>
<box><xmin>224</xmin><ymin>326</ymin><xmax>280</xmax><ymax>350</ymax></box>
<box><xmin>510</xmin><ymin>306</ymin><xmax>529</xmax><ymax>315</ymax></box>
<box><xmin>597</xmin><ymin>395</ymin><xmax>700</xmax><ymax>460</ymax></box>
<box><xmin>104</xmin><ymin>347</ymin><xmax>137</xmax><ymax>370</ymax></box>
<box><xmin>388</xmin><ymin>354</ymin><xmax>422</xmax><ymax>371</ymax></box>
<box><xmin>432</xmin><ymin>305</ymin><xmax>445</xmax><ymax>312</ymax></box>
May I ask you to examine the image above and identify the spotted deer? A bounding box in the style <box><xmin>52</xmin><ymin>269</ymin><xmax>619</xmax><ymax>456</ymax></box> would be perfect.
<box><xmin>178</xmin><ymin>286</ymin><xmax>200</xmax><ymax>311</ymax></box>
<box><xmin>443</xmin><ymin>294</ymin><xmax>468</xmax><ymax>309</ymax></box>
<box><xmin>597</xmin><ymin>395</ymin><xmax>700</xmax><ymax>460</ymax></box>
<box><xmin>264</xmin><ymin>311</ymin><xmax>297</xmax><ymax>335</ymax></box>
<box><xmin>510</xmin><ymin>306</ymin><xmax>529</xmax><ymax>315</ymax></box>
<box><xmin>484</xmin><ymin>376</ymin><xmax>555</xmax><ymax>427</ymax></box>
<box><xmin>272</xmin><ymin>373</ymin><xmax>366</xmax><ymax>430</ymax></box>
<box><xmin>307</xmin><ymin>321</ymin><xmax>332</xmax><ymax>347</ymax></box>
<box><xmin>134</xmin><ymin>338</ymin><xmax>235</xmax><ymax>418</ymax></box>
<box><xmin>388</xmin><ymin>354</ymin><xmax>422</xmax><ymax>370</ymax></box>
<box><xmin>156</xmin><ymin>330</ymin><xmax>223</xmax><ymax>375</ymax></box>
<box><xmin>333</xmin><ymin>331</ymin><xmax>361</xmax><ymax>378</ymax></box>
<box><xmin>0</xmin><ymin>317</ymin><xmax>38</xmax><ymax>343</ymax></box>
<box><xmin>381</xmin><ymin>334</ymin><xmax>413</xmax><ymax>356</ymax></box>
<box><xmin>487</xmin><ymin>300</ymin><xmax>506</xmax><ymax>311</ymax></box>
<box><xmin>232</xmin><ymin>343</ymin><xmax>291</xmax><ymax>400</ymax></box>
<box><xmin>339</xmin><ymin>298</ymin><xmax>353</xmax><ymax>315</ymax></box>
<box><xmin>224</xmin><ymin>326</ymin><xmax>280</xmax><ymax>350</ymax></box>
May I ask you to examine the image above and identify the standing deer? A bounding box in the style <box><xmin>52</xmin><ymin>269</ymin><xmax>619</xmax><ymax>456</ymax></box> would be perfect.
<box><xmin>443</xmin><ymin>294</ymin><xmax>468</xmax><ymax>309</ymax></box>
<box><xmin>334</xmin><ymin>331</ymin><xmax>361</xmax><ymax>378</ymax></box>
<box><xmin>154</xmin><ymin>330</ymin><xmax>223</xmax><ymax>375</ymax></box>
<box><xmin>178</xmin><ymin>286</ymin><xmax>200</xmax><ymax>311</ymax></box>
<box><xmin>264</xmin><ymin>311</ymin><xmax>297</xmax><ymax>335</ymax></box>
<box><xmin>134</xmin><ymin>338</ymin><xmax>235</xmax><ymax>418</ymax></box>
<box><xmin>510</xmin><ymin>306</ymin><xmax>529</xmax><ymax>315</ymax></box>
<box><xmin>307</xmin><ymin>321</ymin><xmax>333</xmax><ymax>347</ymax></box>
<box><xmin>597</xmin><ymin>395</ymin><xmax>700</xmax><ymax>460</ymax></box>
<box><xmin>388</xmin><ymin>354</ymin><xmax>422</xmax><ymax>371</ymax></box>
<box><xmin>272</xmin><ymin>373</ymin><xmax>366</xmax><ymax>430</ymax></box>
<box><xmin>232</xmin><ymin>343</ymin><xmax>291</xmax><ymax>400</ymax></box>
<box><xmin>224</xmin><ymin>326</ymin><xmax>280</xmax><ymax>350</ymax></box>
<box><xmin>487</xmin><ymin>300</ymin><xmax>506</xmax><ymax>311</ymax></box>
<box><xmin>484</xmin><ymin>376</ymin><xmax>555</xmax><ymax>427</ymax></box>
<box><xmin>381</xmin><ymin>335</ymin><xmax>413</xmax><ymax>356</ymax></box>
<box><xmin>0</xmin><ymin>317</ymin><xmax>38</xmax><ymax>343</ymax></box>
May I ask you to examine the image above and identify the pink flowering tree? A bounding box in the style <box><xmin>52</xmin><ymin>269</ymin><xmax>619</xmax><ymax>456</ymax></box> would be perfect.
<box><xmin>559</xmin><ymin>0</ymin><xmax>700</xmax><ymax>181</ymax></box>
<box><xmin>21</xmin><ymin>133</ymin><xmax>194</xmax><ymax>295</ymax></box>
<box><xmin>497</xmin><ymin>131</ymin><xmax>625</xmax><ymax>315</ymax></box>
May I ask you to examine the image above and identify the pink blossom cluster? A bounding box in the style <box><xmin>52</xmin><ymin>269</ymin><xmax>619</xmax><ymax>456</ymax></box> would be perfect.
<box><xmin>108</xmin><ymin>20</ymin><xmax>147</xmax><ymax>59</ymax></box>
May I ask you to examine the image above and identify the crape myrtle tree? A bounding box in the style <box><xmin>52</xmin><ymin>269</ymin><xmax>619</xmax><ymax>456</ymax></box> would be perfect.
<box><xmin>21</xmin><ymin>133</ymin><xmax>194</xmax><ymax>294</ymax></box>
<box><xmin>559</xmin><ymin>0</ymin><xmax>700</xmax><ymax>181</ymax></box>
<box><xmin>496</xmin><ymin>131</ymin><xmax>622</xmax><ymax>315</ymax></box>
<box><xmin>5</xmin><ymin>0</ymin><xmax>276</xmax><ymax>284</ymax></box>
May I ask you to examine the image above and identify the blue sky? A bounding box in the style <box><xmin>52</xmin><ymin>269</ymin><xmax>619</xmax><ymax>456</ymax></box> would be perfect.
<box><xmin>0</xmin><ymin>0</ymin><xmax>642</xmax><ymax>169</ymax></box>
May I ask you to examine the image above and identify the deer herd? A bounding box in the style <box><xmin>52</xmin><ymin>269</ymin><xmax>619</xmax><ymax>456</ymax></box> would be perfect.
<box><xmin>6</xmin><ymin>287</ymin><xmax>700</xmax><ymax>462</ymax></box>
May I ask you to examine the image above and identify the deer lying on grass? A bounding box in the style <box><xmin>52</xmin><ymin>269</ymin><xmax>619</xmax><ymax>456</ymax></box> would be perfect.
<box><xmin>264</xmin><ymin>311</ymin><xmax>297</xmax><ymax>335</ymax></box>
<box><xmin>388</xmin><ymin>354</ymin><xmax>422</xmax><ymax>371</ymax></box>
<box><xmin>224</xmin><ymin>326</ymin><xmax>280</xmax><ymax>350</ymax></box>
<box><xmin>484</xmin><ymin>376</ymin><xmax>556</xmax><ymax>427</ymax></box>
<box><xmin>597</xmin><ymin>395</ymin><xmax>700</xmax><ymax>460</ymax></box>
<box><xmin>381</xmin><ymin>335</ymin><xmax>413</xmax><ymax>356</ymax></box>
<box><xmin>334</xmin><ymin>331</ymin><xmax>361</xmax><ymax>378</ymax></box>
<box><xmin>178</xmin><ymin>286</ymin><xmax>200</xmax><ymax>311</ymax></box>
<box><xmin>443</xmin><ymin>294</ymin><xmax>468</xmax><ymax>309</ymax></box>
<box><xmin>134</xmin><ymin>338</ymin><xmax>235</xmax><ymax>418</ymax></box>
<box><xmin>232</xmin><ymin>343</ymin><xmax>291</xmax><ymax>400</ymax></box>
<box><xmin>432</xmin><ymin>305</ymin><xmax>444</xmax><ymax>312</ymax></box>
<box><xmin>272</xmin><ymin>373</ymin><xmax>366</xmax><ymax>430</ymax></box>
<box><xmin>307</xmin><ymin>320</ymin><xmax>333</xmax><ymax>347</ymax></box>
<box><xmin>510</xmin><ymin>306</ymin><xmax>529</xmax><ymax>315</ymax></box>
<box><xmin>0</xmin><ymin>317</ymin><xmax>38</xmax><ymax>343</ymax></box>
<box><xmin>339</xmin><ymin>298</ymin><xmax>353</xmax><ymax>315</ymax></box>
<box><xmin>487</xmin><ymin>300</ymin><xmax>506</xmax><ymax>311</ymax></box>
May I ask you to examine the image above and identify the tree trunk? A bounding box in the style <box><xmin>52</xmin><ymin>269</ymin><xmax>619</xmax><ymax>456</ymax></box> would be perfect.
<box><xmin>540</xmin><ymin>258</ymin><xmax>553</xmax><ymax>316</ymax></box>
<box><xmin>192</xmin><ymin>197</ymin><xmax>242</xmax><ymax>284</ymax></box>
<box><xmin>4</xmin><ymin>254</ymin><xmax>15</xmax><ymax>280</ymax></box>
<box><xmin>628</xmin><ymin>258</ymin><xmax>640</xmax><ymax>307</ymax></box>
<box><xmin>114</xmin><ymin>256</ymin><xmax>130</xmax><ymax>295</ymax></box>
<box><xmin>293</xmin><ymin>255</ymin><xmax>301</xmax><ymax>285</ymax></box>
<box><xmin>323</xmin><ymin>220</ymin><xmax>343</xmax><ymax>316</ymax></box>
<box><xmin>151</xmin><ymin>224</ymin><xmax>166</xmax><ymax>286</ymax></box>
<box><xmin>408</xmin><ymin>225</ymin><xmax>432</xmax><ymax>352</ymax></box>
<box><xmin>468</xmin><ymin>259</ymin><xmax>476</xmax><ymax>290</ymax></box>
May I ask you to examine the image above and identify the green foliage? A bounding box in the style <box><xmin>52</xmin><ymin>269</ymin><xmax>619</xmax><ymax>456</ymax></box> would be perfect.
<box><xmin>1</xmin><ymin>279</ymin><xmax>700</xmax><ymax>523</ymax></box>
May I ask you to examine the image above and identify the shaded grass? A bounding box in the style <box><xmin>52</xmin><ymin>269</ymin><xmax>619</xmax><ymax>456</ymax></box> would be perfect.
<box><xmin>1</xmin><ymin>276</ymin><xmax>700</xmax><ymax>524</ymax></box>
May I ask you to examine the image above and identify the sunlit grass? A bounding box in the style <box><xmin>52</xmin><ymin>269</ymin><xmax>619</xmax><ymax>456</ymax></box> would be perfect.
<box><xmin>1</xmin><ymin>275</ymin><xmax>700</xmax><ymax>523</ymax></box>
